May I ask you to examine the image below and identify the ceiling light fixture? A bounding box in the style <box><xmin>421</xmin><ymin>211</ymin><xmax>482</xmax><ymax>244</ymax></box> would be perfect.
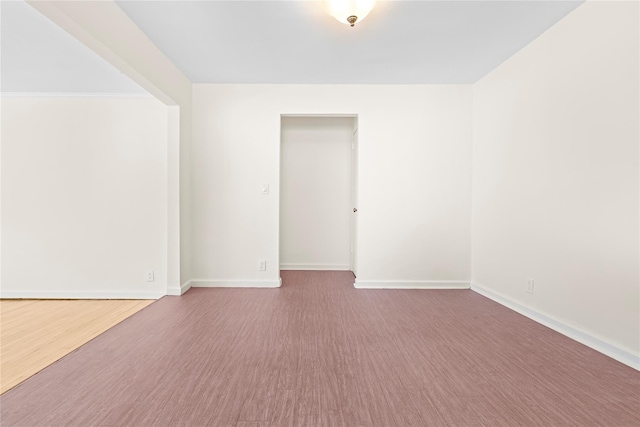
<box><xmin>323</xmin><ymin>0</ymin><xmax>377</xmax><ymax>27</ymax></box>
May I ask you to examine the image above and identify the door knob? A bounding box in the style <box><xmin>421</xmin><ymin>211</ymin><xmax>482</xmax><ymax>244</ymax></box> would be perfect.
<box><xmin>353</xmin><ymin>208</ymin><xmax>358</xmax><ymax>213</ymax></box>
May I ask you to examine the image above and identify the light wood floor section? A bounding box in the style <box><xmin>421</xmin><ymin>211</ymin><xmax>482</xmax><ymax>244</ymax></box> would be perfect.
<box><xmin>0</xmin><ymin>299</ymin><xmax>153</xmax><ymax>394</ymax></box>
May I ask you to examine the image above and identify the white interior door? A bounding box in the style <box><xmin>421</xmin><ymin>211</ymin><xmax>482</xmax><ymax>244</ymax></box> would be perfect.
<box><xmin>350</xmin><ymin>127</ymin><xmax>358</xmax><ymax>275</ymax></box>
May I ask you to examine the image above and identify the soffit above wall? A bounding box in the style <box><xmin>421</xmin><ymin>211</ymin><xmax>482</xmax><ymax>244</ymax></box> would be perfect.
<box><xmin>1</xmin><ymin>0</ymin><xmax>146</xmax><ymax>94</ymax></box>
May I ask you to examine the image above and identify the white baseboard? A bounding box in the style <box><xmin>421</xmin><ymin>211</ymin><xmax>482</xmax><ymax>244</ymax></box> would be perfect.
<box><xmin>167</xmin><ymin>281</ymin><xmax>192</xmax><ymax>296</ymax></box>
<box><xmin>354</xmin><ymin>280</ymin><xmax>470</xmax><ymax>289</ymax></box>
<box><xmin>471</xmin><ymin>283</ymin><xmax>640</xmax><ymax>371</ymax></box>
<box><xmin>1</xmin><ymin>92</ymin><xmax>152</xmax><ymax>98</ymax></box>
<box><xmin>190</xmin><ymin>278</ymin><xmax>282</xmax><ymax>288</ymax></box>
<box><xmin>280</xmin><ymin>263</ymin><xmax>350</xmax><ymax>271</ymax></box>
<box><xmin>0</xmin><ymin>290</ymin><xmax>164</xmax><ymax>299</ymax></box>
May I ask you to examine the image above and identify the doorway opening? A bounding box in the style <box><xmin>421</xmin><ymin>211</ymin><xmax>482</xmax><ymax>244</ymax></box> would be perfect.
<box><xmin>279</xmin><ymin>115</ymin><xmax>359</xmax><ymax>276</ymax></box>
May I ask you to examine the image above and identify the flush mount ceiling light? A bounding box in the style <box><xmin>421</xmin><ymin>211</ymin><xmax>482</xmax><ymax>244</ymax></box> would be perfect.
<box><xmin>323</xmin><ymin>0</ymin><xmax>377</xmax><ymax>27</ymax></box>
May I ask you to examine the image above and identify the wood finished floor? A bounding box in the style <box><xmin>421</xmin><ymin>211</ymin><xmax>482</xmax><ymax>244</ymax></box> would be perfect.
<box><xmin>0</xmin><ymin>299</ymin><xmax>153</xmax><ymax>394</ymax></box>
<box><xmin>1</xmin><ymin>271</ymin><xmax>639</xmax><ymax>426</ymax></box>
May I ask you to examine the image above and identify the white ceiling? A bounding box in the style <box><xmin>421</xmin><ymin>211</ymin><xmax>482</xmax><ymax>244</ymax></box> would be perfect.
<box><xmin>115</xmin><ymin>0</ymin><xmax>583</xmax><ymax>84</ymax></box>
<box><xmin>1</xmin><ymin>0</ymin><xmax>583</xmax><ymax>93</ymax></box>
<box><xmin>1</xmin><ymin>0</ymin><xmax>146</xmax><ymax>93</ymax></box>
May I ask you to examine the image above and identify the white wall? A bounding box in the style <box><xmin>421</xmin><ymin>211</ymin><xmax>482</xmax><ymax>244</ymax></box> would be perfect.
<box><xmin>1</xmin><ymin>96</ymin><xmax>168</xmax><ymax>298</ymax></box>
<box><xmin>27</xmin><ymin>0</ymin><xmax>193</xmax><ymax>291</ymax></box>
<box><xmin>472</xmin><ymin>0</ymin><xmax>639</xmax><ymax>366</ymax></box>
<box><xmin>280</xmin><ymin>117</ymin><xmax>353</xmax><ymax>271</ymax></box>
<box><xmin>191</xmin><ymin>85</ymin><xmax>472</xmax><ymax>288</ymax></box>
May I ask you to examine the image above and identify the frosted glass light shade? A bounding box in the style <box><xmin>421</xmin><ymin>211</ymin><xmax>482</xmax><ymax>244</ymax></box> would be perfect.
<box><xmin>323</xmin><ymin>0</ymin><xmax>377</xmax><ymax>27</ymax></box>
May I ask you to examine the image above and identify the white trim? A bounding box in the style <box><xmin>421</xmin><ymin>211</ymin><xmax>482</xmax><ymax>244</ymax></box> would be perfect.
<box><xmin>191</xmin><ymin>279</ymin><xmax>282</xmax><ymax>288</ymax></box>
<box><xmin>167</xmin><ymin>280</ymin><xmax>192</xmax><ymax>296</ymax></box>
<box><xmin>0</xmin><ymin>290</ymin><xmax>164</xmax><ymax>299</ymax></box>
<box><xmin>0</xmin><ymin>92</ymin><xmax>152</xmax><ymax>98</ymax></box>
<box><xmin>354</xmin><ymin>280</ymin><xmax>470</xmax><ymax>289</ymax></box>
<box><xmin>166</xmin><ymin>106</ymin><xmax>181</xmax><ymax>297</ymax></box>
<box><xmin>471</xmin><ymin>283</ymin><xmax>640</xmax><ymax>371</ymax></box>
<box><xmin>280</xmin><ymin>263</ymin><xmax>350</xmax><ymax>271</ymax></box>
<box><xmin>280</xmin><ymin>113</ymin><xmax>358</xmax><ymax>118</ymax></box>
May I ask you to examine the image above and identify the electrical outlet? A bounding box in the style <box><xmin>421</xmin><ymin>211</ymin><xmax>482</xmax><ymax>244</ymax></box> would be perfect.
<box><xmin>258</xmin><ymin>259</ymin><xmax>266</xmax><ymax>271</ymax></box>
<box><xmin>526</xmin><ymin>278</ymin><xmax>534</xmax><ymax>294</ymax></box>
<box><xmin>146</xmin><ymin>271</ymin><xmax>155</xmax><ymax>282</ymax></box>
